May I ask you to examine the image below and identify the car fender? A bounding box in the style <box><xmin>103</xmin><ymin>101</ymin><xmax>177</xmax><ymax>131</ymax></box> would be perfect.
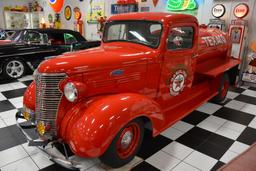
<box><xmin>61</xmin><ymin>93</ymin><xmax>164</xmax><ymax>158</ymax></box>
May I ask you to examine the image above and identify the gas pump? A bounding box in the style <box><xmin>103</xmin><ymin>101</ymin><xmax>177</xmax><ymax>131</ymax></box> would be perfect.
<box><xmin>228</xmin><ymin>3</ymin><xmax>249</xmax><ymax>84</ymax></box>
<box><xmin>74</xmin><ymin>11</ymin><xmax>84</xmax><ymax>36</ymax></box>
<box><xmin>208</xmin><ymin>4</ymin><xmax>226</xmax><ymax>31</ymax></box>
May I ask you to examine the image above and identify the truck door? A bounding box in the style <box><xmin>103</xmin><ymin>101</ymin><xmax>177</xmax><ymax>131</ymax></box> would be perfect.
<box><xmin>158</xmin><ymin>23</ymin><xmax>198</xmax><ymax>113</ymax></box>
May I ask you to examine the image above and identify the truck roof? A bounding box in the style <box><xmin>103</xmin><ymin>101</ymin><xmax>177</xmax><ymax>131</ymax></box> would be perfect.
<box><xmin>108</xmin><ymin>12</ymin><xmax>198</xmax><ymax>25</ymax></box>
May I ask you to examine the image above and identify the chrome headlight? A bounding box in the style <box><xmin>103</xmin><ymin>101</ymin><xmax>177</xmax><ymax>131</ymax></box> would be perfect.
<box><xmin>64</xmin><ymin>82</ymin><xmax>78</xmax><ymax>102</ymax></box>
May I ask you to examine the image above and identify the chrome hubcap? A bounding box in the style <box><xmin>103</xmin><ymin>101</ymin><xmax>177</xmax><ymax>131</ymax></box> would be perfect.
<box><xmin>6</xmin><ymin>60</ymin><xmax>24</xmax><ymax>78</ymax></box>
<box><xmin>121</xmin><ymin>131</ymin><xmax>133</xmax><ymax>149</ymax></box>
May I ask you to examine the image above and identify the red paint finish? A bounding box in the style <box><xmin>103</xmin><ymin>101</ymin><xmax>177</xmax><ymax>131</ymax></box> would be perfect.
<box><xmin>23</xmin><ymin>13</ymin><xmax>240</xmax><ymax>159</ymax></box>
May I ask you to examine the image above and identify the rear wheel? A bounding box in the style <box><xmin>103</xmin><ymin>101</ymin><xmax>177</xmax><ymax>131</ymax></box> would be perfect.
<box><xmin>3</xmin><ymin>59</ymin><xmax>26</xmax><ymax>79</ymax></box>
<box><xmin>212</xmin><ymin>73</ymin><xmax>229</xmax><ymax>103</ymax></box>
<box><xmin>100</xmin><ymin>119</ymin><xmax>144</xmax><ymax>168</ymax></box>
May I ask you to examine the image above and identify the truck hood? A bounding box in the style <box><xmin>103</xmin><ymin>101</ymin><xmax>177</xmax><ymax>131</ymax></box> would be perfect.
<box><xmin>38</xmin><ymin>42</ymin><xmax>158</xmax><ymax>74</ymax></box>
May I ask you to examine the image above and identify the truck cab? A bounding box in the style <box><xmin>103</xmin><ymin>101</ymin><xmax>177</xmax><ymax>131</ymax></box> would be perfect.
<box><xmin>16</xmin><ymin>12</ymin><xmax>239</xmax><ymax>170</ymax></box>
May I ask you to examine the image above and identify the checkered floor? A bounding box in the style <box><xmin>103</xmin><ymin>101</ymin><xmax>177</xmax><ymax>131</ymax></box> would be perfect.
<box><xmin>0</xmin><ymin>75</ymin><xmax>256</xmax><ymax>171</ymax></box>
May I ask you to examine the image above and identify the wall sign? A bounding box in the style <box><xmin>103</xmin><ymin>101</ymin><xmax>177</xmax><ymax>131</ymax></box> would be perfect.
<box><xmin>111</xmin><ymin>4</ymin><xmax>138</xmax><ymax>14</ymax></box>
<box><xmin>87</xmin><ymin>2</ymin><xmax>105</xmax><ymax>24</ymax></box>
<box><xmin>167</xmin><ymin>0</ymin><xmax>198</xmax><ymax>11</ymax></box>
<box><xmin>64</xmin><ymin>6</ymin><xmax>72</xmax><ymax>20</ymax></box>
<box><xmin>234</xmin><ymin>3</ymin><xmax>249</xmax><ymax>19</ymax></box>
<box><xmin>48</xmin><ymin>0</ymin><xmax>64</xmax><ymax>13</ymax></box>
<box><xmin>212</xmin><ymin>4</ymin><xmax>226</xmax><ymax>18</ymax></box>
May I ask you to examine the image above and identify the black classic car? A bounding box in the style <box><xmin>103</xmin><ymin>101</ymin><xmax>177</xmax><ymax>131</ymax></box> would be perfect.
<box><xmin>0</xmin><ymin>29</ymin><xmax>101</xmax><ymax>79</ymax></box>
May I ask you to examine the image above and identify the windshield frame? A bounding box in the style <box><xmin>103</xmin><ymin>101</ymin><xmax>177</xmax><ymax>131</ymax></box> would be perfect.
<box><xmin>103</xmin><ymin>20</ymin><xmax>163</xmax><ymax>49</ymax></box>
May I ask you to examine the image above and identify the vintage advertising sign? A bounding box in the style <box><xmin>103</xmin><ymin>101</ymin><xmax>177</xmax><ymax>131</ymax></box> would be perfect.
<box><xmin>87</xmin><ymin>2</ymin><xmax>105</xmax><ymax>24</ymax></box>
<box><xmin>234</xmin><ymin>3</ymin><xmax>249</xmax><ymax>19</ymax></box>
<box><xmin>212</xmin><ymin>4</ymin><xmax>226</xmax><ymax>18</ymax></box>
<box><xmin>169</xmin><ymin>70</ymin><xmax>187</xmax><ymax>96</ymax></box>
<box><xmin>111</xmin><ymin>4</ymin><xmax>138</xmax><ymax>14</ymax></box>
<box><xmin>48</xmin><ymin>0</ymin><xmax>64</xmax><ymax>13</ymax></box>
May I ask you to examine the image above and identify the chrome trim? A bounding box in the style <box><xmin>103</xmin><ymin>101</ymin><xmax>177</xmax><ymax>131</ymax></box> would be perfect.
<box><xmin>35</xmin><ymin>72</ymin><xmax>66</xmax><ymax>135</ymax></box>
<box><xmin>15</xmin><ymin>111</ymin><xmax>80</xmax><ymax>170</ymax></box>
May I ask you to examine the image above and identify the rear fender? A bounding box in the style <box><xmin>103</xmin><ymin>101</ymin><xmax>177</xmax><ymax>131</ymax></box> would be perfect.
<box><xmin>60</xmin><ymin>93</ymin><xmax>164</xmax><ymax>158</ymax></box>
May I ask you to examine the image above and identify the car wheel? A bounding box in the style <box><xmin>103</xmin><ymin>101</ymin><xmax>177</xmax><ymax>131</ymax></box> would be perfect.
<box><xmin>4</xmin><ymin>59</ymin><xmax>26</xmax><ymax>79</ymax></box>
<box><xmin>100</xmin><ymin>119</ymin><xmax>144</xmax><ymax>168</ymax></box>
<box><xmin>212</xmin><ymin>73</ymin><xmax>229</xmax><ymax>103</ymax></box>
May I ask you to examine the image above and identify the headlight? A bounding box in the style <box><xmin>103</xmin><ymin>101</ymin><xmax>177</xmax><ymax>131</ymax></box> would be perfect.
<box><xmin>64</xmin><ymin>82</ymin><xmax>78</xmax><ymax>102</ymax></box>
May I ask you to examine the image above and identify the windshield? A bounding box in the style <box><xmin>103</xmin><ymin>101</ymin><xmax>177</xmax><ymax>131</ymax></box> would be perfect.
<box><xmin>7</xmin><ymin>30</ymin><xmax>22</xmax><ymax>41</ymax></box>
<box><xmin>103</xmin><ymin>21</ymin><xmax>162</xmax><ymax>48</ymax></box>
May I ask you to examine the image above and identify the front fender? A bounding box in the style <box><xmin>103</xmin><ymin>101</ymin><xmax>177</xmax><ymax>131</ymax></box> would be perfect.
<box><xmin>60</xmin><ymin>93</ymin><xmax>164</xmax><ymax>158</ymax></box>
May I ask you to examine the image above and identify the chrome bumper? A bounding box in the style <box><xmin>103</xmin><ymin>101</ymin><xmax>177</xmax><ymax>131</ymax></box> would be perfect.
<box><xmin>15</xmin><ymin>110</ymin><xmax>81</xmax><ymax>170</ymax></box>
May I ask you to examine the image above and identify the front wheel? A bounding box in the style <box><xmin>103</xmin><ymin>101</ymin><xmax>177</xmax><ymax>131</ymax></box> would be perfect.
<box><xmin>212</xmin><ymin>73</ymin><xmax>230</xmax><ymax>103</ymax></box>
<box><xmin>3</xmin><ymin>59</ymin><xmax>26</xmax><ymax>79</ymax></box>
<box><xmin>100</xmin><ymin>119</ymin><xmax>144</xmax><ymax>168</ymax></box>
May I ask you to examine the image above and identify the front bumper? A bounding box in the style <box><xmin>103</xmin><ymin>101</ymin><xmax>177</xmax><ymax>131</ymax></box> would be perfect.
<box><xmin>15</xmin><ymin>110</ymin><xmax>81</xmax><ymax>170</ymax></box>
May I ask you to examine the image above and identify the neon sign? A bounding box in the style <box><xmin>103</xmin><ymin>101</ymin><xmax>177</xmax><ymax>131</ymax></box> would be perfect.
<box><xmin>167</xmin><ymin>0</ymin><xmax>198</xmax><ymax>11</ymax></box>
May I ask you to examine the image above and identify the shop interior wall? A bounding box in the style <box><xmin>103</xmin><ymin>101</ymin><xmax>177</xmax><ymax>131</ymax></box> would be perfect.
<box><xmin>0</xmin><ymin>0</ymin><xmax>31</xmax><ymax>29</ymax></box>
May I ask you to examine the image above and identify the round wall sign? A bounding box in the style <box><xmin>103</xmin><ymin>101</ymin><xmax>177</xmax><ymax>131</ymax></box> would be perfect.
<box><xmin>64</xmin><ymin>6</ymin><xmax>72</xmax><ymax>20</ymax></box>
<box><xmin>234</xmin><ymin>3</ymin><xmax>249</xmax><ymax>19</ymax></box>
<box><xmin>48</xmin><ymin>0</ymin><xmax>64</xmax><ymax>13</ymax></box>
<box><xmin>212</xmin><ymin>4</ymin><xmax>226</xmax><ymax>18</ymax></box>
<box><xmin>74</xmin><ymin>11</ymin><xmax>82</xmax><ymax>20</ymax></box>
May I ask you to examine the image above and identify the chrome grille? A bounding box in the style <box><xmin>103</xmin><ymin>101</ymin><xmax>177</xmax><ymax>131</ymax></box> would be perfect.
<box><xmin>35</xmin><ymin>73</ymin><xmax>66</xmax><ymax>134</ymax></box>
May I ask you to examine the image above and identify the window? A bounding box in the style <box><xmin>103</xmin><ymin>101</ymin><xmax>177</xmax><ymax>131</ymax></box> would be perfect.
<box><xmin>24</xmin><ymin>31</ymin><xmax>41</xmax><ymax>44</ymax></box>
<box><xmin>103</xmin><ymin>21</ymin><xmax>162</xmax><ymax>48</ymax></box>
<box><xmin>167</xmin><ymin>27</ymin><xmax>194</xmax><ymax>50</ymax></box>
<box><xmin>48</xmin><ymin>33</ymin><xmax>65</xmax><ymax>45</ymax></box>
<box><xmin>64</xmin><ymin>33</ymin><xmax>77</xmax><ymax>45</ymax></box>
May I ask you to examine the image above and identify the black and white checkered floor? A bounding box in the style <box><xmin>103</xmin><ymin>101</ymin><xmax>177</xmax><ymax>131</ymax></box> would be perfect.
<box><xmin>0</xmin><ymin>75</ymin><xmax>256</xmax><ymax>171</ymax></box>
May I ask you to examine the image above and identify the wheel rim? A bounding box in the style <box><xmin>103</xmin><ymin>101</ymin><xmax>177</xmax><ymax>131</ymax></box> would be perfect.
<box><xmin>116</xmin><ymin>123</ymin><xmax>140</xmax><ymax>159</ymax></box>
<box><xmin>6</xmin><ymin>60</ymin><xmax>24</xmax><ymax>78</ymax></box>
<box><xmin>221</xmin><ymin>80</ymin><xmax>229</xmax><ymax>99</ymax></box>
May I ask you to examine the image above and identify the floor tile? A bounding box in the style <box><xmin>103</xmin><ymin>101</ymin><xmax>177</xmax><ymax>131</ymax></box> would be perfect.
<box><xmin>0</xmin><ymin>157</ymin><xmax>38</xmax><ymax>171</ymax></box>
<box><xmin>215</xmin><ymin>126</ymin><xmax>241</xmax><ymax>140</ymax></box>
<box><xmin>229</xmin><ymin>87</ymin><xmax>246</xmax><ymax>93</ymax></box>
<box><xmin>0</xmin><ymin>100</ymin><xmax>16</xmax><ymax>113</ymax></box>
<box><xmin>228</xmin><ymin>141</ymin><xmax>249</xmax><ymax>154</ymax></box>
<box><xmin>220</xmin><ymin>150</ymin><xmax>238</xmax><ymax>163</ymax></box>
<box><xmin>137</xmin><ymin>130</ymin><xmax>172</xmax><ymax>160</ymax></box>
<box><xmin>39</xmin><ymin>164</ymin><xmax>71</xmax><ymax>171</ymax></box>
<box><xmin>172</xmin><ymin>162</ymin><xmax>200</xmax><ymax>171</ymax></box>
<box><xmin>171</xmin><ymin>121</ymin><xmax>194</xmax><ymax>133</ymax></box>
<box><xmin>161</xmin><ymin>127</ymin><xmax>184</xmax><ymax>140</ymax></box>
<box><xmin>177</xmin><ymin>127</ymin><xmax>212</xmax><ymax>149</ymax></box>
<box><xmin>197</xmin><ymin>119</ymin><xmax>223</xmax><ymax>132</ymax></box>
<box><xmin>237</xmin><ymin>127</ymin><xmax>256</xmax><ymax>145</ymax></box>
<box><xmin>162</xmin><ymin>141</ymin><xmax>193</xmax><ymax>160</ymax></box>
<box><xmin>0</xmin><ymin>84</ymin><xmax>14</xmax><ymax>92</ymax></box>
<box><xmin>0</xmin><ymin>145</ymin><xmax>28</xmax><ymax>167</ymax></box>
<box><xmin>220</xmin><ymin>121</ymin><xmax>246</xmax><ymax>133</ymax></box>
<box><xmin>235</xmin><ymin>94</ymin><xmax>256</xmax><ymax>105</ymax></box>
<box><xmin>0</xmin><ymin>119</ymin><xmax>6</xmax><ymax>128</ymax></box>
<box><xmin>249</xmin><ymin>117</ymin><xmax>256</xmax><ymax>129</ymax></box>
<box><xmin>184</xmin><ymin>151</ymin><xmax>217</xmax><ymax>171</ymax></box>
<box><xmin>210</xmin><ymin>161</ymin><xmax>225</xmax><ymax>171</ymax></box>
<box><xmin>8</xmin><ymin>82</ymin><xmax>27</xmax><ymax>90</ymax></box>
<box><xmin>197</xmin><ymin>102</ymin><xmax>222</xmax><ymax>115</ymax></box>
<box><xmin>213</xmin><ymin>107</ymin><xmax>255</xmax><ymax>125</ymax></box>
<box><xmin>224</xmin><ymin>100</ymin><xmax>246</xmax><ymax>111</ymax></box>
<box><xmin>22</xmin><ymin>143</ymin><xmax>40</xmax><ymax>156</ymax></box>
<box><xmin>1</xmin><ymin>88</ymin><xmax>26</xmax><ymax>99</ymax></box>
<box><xmin>248</xmin><ymin>87</ymin><xmax>256</xmax><ymax>91</ymax></box>
<box><xmin>0</xmin><ymin>92</ymin><xmax>7</xmax><ymax>101</ymax></box>
<box><xmin>240</xmin><ymin>104</ymin><xmax>256</xmax><ymax>115</ymax></box>
<box><xmin>242</xmin><ymin>89</ymin><xmax>256</xmax><ymax>98</ymax></box>
<box><xmin>18</xmin><ymin>75</ymin><xmax>33</xmax><ymax>82</ymax></box>
<box><xmin>31</xmin><ymin>152</ymin><xmax>54</xmax><ymax>169</ymax></box>
<box><xmin>182</xmin><ymin>110</ymin><xmax>209</xmax><ymax>125</ymax></box>
<box><xmin>196</xmin><ymin>132</ymin><xmax>234</xmax><ymax>159</ymax></box>
<box><xmin>21</xmin><ymin>80</ymin><xmax>33</xmax><ymax>87</ymax></box>
<box><xmin>146</xmin><ymin>151</ymin><xmax>180</xmax><ymax>171</ymax></box>
<box><xmin>0</xmin><ymin>125</ymin><xmax>27</xmax><ymax>151</ymax></box>
<box><xmin>226</xmin><ymin>91</ymin><xmax>240</xmax><ymax>99</ymax></box>
<box><xmin>0</xmin><ymin>109</ymin><xmax>18</xmax><ymax>119</ymax></box>
<box><xmin>8</xmin><ymin>97</ymin><xmax>23</xmax><ymax>109</ymax></box>
<box><xmin>131</xmin><ymin>161</ymin><xmax>160</xmax><ymax>171</ymax></box>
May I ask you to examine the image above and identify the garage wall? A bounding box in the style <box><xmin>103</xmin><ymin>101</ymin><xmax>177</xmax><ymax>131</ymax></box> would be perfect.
<box><xmin>0</xmin><ymin>0</ymin><xmax>31</xmax><ymax>29</ymax></box>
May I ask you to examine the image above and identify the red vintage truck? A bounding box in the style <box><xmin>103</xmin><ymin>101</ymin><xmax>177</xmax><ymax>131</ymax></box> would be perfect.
<box><xmin>16</xmin><ymin>12</ymin><xmax>239</xmax><ymax>169</ymax></box>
